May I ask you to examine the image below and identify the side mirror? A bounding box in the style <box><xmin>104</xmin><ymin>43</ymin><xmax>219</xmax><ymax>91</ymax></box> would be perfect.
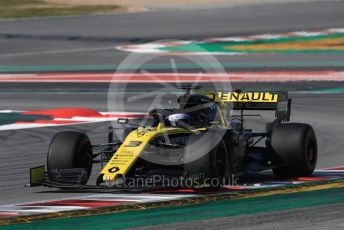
<box><xmin>117</xmin><ymin>118</ymin><xmax>129</xmax><ymax>124</ymax></box>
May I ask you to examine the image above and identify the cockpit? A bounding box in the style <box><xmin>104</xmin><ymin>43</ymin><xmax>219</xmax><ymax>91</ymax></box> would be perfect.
<box><xmin>149</xmin><ymin>94</ymin><xmax>222</xmax><ymax>129</ymax></box>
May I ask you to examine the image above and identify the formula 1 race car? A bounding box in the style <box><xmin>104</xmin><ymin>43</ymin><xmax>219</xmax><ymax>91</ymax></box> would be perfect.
<box><xmin>30</xmin><ymin>88</ymin><xmax>317</xmax><ymax>189</ymax></box>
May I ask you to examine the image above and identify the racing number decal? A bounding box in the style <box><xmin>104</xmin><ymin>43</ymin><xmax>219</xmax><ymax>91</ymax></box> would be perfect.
<box><xmin>108</xmin><ymin>166</ymin><xmax>120</xmax><ymax>173</ymax></box>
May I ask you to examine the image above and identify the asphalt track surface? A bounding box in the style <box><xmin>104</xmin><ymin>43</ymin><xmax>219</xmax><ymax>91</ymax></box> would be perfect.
<box><xmin>0</xmin><ymin>92</ymin><xmax>343</xmax><ymax>204</ymax></box>
<box><xmin>0</xmin><ymin>0</ymin><xmax>344</xmax><ymax>228</ymax></box>
<box><xmin>0</xmin><ymin>0</ymin><xmax>343</xmax><ymax>69</ymax></box>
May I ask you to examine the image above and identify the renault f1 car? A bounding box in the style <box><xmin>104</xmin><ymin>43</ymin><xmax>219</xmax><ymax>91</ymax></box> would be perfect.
<box><xmin>30</xmin><ymin>88</ymin><xmax>317</xmax><ymax>189</ymax></box>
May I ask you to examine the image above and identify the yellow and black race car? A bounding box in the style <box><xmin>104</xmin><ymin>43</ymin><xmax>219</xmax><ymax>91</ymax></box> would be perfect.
<box><xmin>30</xmin><ymin>88</ymin><xmax>317</xmax><ymax>189</ymax></box>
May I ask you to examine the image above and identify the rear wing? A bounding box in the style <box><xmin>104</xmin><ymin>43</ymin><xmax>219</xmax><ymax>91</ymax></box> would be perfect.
<box><xmin>217</xmin><ymin>91</ymin><xmax>291</xmax><ymax>122</ymax></box>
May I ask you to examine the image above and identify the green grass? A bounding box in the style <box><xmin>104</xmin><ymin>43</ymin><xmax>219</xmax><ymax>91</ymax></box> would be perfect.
<box><xmin>0</xmin><ymin>0</ymin><xmax>122</xmax><ymax>19</ymax></box>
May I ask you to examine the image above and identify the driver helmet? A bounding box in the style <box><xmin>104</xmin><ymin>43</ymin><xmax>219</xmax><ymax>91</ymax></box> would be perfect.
<box><xmin>168</xmin><ymin>113</ymin><xmax>191</xmax><ymax>127</ymax></box>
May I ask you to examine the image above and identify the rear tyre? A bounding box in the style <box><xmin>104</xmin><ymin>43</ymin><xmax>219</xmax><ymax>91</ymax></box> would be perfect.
<box><xmin>47</xmin><ymin>131</ymin><xmax>93</xmax><ymax>183</ymax></box>
<box><xmin>271</xmin><ymin>123</ymin><xmax>317</xmax><ymax>177</ymax></box>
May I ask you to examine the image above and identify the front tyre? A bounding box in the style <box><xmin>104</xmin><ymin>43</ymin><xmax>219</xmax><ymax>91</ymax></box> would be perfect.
<box><xmin>47</xmin><ymin>131</ymin><xmax>93</xmax><ymax>184</ymax></box>
<box><xmin>209</xmin><ymin>139</ymin><xmax>229</xmax><ymax>185</ymax></box>
<box><xmin>184</xmin><ymin>133</ymin><xmax>228</xmax><ymax>187</ymax></box>
<box><xmin>271</xmin><ymin>123</ymin><xmax>317</xmax><ymax>177</ymax></box>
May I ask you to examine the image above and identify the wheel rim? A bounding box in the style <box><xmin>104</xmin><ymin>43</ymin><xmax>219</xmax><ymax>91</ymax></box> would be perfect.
<box><xmin>306</xmin><ymin>138</ymin><xmax>317</xmax><ymax>167</ymax></box>
<box><xmin>214</xmin><ymin>144</ymin><xmax>227</xmax><ymax>179</ymax></box>
<box><xmin>77</xmin><ymin>140</ymin><xmax>93</xmax><ymax>175</ymax></box>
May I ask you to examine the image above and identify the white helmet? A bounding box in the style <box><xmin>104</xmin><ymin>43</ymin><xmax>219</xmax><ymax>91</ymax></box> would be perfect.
<box><xmin>168</xmin><ymin>113</ymin><xmax>191</xmax><ymax>127</ymax></box>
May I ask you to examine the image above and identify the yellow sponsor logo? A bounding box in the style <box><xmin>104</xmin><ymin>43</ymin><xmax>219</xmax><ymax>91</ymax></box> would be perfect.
<box><xmin>217</xmin><ymin>92</ymin><xmax>278</xmax><ymax>103</ymax></box>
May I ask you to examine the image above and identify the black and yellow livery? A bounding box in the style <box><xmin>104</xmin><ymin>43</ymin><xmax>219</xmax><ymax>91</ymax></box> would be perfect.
<box><xmin>30</xmin><ymin>89</ymin><xmax>317</xmax><ymax>189</ymax></box>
